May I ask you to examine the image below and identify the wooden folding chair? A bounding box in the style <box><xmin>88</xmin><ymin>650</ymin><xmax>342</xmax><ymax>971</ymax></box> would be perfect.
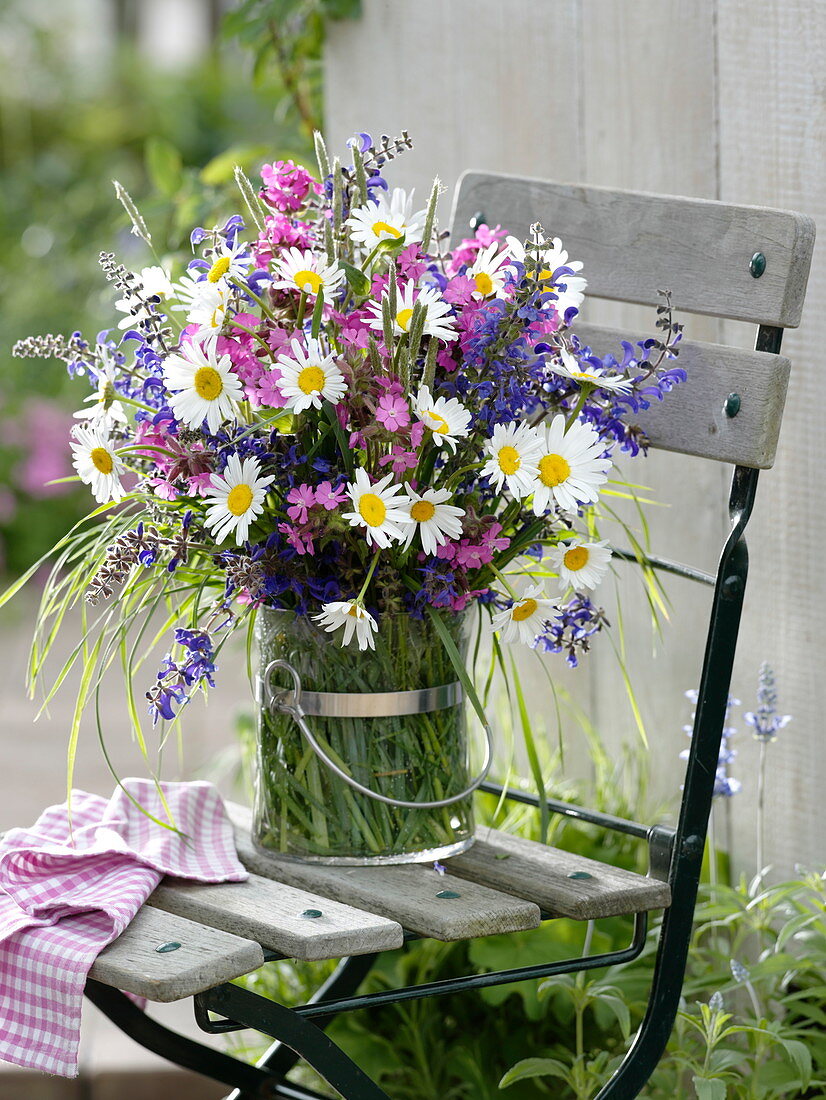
<box><xmin>83</xmin><ymin>174</ymin><xmax>815</xmax><ymax>1099</ymax></box>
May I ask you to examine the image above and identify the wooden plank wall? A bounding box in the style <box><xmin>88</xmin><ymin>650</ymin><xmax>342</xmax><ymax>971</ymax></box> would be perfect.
<box><xmin>324</xmin><ymin>0</ymin><xmax>823</xmax><ymax>874</ymax></box>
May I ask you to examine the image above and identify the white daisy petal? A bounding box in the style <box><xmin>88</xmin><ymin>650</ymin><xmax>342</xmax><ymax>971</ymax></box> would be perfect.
<box><xmin>412</xmin><ymin>385</ymin><xmax>472</xmax><ymax>453</ymax></box>
<box><xmin>314</xmin><ymin>600</ymin><xmax>378</xmax><ymax>651</ymax></box>
<box><xmin>345</xmin><ymin>187</ymin><xmax>426</xmax><ymax>252</ymax></box>
<box><xmin>531</xmin><ymin>414</ymin><xmax>612</xmax><ymax>516</ymax></box>
<box><xmin>548</xmin><ymin>539</ymin><xmax>612</xmax><ymax>591</ymax></box>
<box><xmin>163</xmin><ymin>338</ymin><xmax>243</xmax><ymax>433</ymax></box>
<box><xmin>466</xmin><ymin>242</ymin><xmax>513</xmax><ymax>300</ymax></box>
<box><xmin>276</xmin><ymin>338</ymin><xmax>348</xmax><ymax>413</ymax></box>
<box><xmin>549</xmin><ymin>347</ymin><xmax>634</xmax><ymax>393</ymax></box>
<box><xmin>491</xmin><ymin>583</ymin><xmax>557</xmax><ymax>646</ymax></box>
<box><xmin>481</xmin><ymin>422</ymin><xmax>543</xmax><ymax>499</ymax></box>
<box><xmin>202</xmin><ymin>454</ymin><xmax>274</xmax><ymax>546</ymax></box>
<box><xmin>270</xmin><ymin>247</ymin><xmax>345</xmax><ymax>304</ymax></box>
<box><xmin>401</xmin><ymin>486</ymin><xmax>466</xmax><ymax>556</ymax></box>
<box><xmin>506</xmin><ymin>235</ymin><xmax>587</xmax><ymax>317</ymax></box>
<box><xmin>341</xmin><ymin>468</ymin><xmax>412</xmax><ymax>550</ymax></box>
<box><xmin>70</xmin><ymin>423</ymin><xmax>126</xmax><ymax>504</ymax></box>
<box><xmin>365</xmin><ymin>283</ymin><xmax>458</xmax><ymax>343</ymax></box>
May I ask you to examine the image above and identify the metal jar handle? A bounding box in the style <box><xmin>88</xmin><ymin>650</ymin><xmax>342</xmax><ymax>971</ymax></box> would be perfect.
<box><xmin>262</xmin><ymin>659</ymin><xmax>494</xmax><ymax>810</ymax></box>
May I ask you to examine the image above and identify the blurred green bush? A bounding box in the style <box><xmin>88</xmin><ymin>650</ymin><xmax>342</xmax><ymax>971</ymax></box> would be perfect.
<box><xmin>0</xmin><ymin>0</ymin><xmax>353</xmax><ymax>573</ymax></box>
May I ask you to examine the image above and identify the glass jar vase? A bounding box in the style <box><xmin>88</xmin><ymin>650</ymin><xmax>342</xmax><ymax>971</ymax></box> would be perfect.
<box><xmin>253</xmin><ymin>607</ymin><xmax>486</xmax><ymax>864</ymax></box>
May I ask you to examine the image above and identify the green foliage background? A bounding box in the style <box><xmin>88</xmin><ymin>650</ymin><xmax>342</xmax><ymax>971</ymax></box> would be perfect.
<box><xmin>0</xmin><ymin>0</ymin><xmax>359</xmax><ymax>574</ymax></box>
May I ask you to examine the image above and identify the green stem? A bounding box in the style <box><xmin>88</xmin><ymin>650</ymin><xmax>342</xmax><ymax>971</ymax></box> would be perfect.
<box><xmin>230</xmin><ymin>277</ymin><xmax>277</xmax><ymax>323</ymax></box>
<box><xmin>356</xmin><ymin>551</ymin><xmax>381</xmax><ymax>603</ymax></box>
<box><xmin>565</xmin><ymin>383</ymin><xmax>594</xmax><ymax>430</ymax></box>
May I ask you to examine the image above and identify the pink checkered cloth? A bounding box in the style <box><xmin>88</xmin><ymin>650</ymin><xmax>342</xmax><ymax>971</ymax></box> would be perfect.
<box><xmin>0</xmin><ymin>779</ymin><xmax>248</xmax><ymax>1077</ymax></box>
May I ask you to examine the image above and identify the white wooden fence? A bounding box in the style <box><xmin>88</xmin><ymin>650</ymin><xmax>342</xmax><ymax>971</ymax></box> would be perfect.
<box><xmin>324</xmin><ymin>0</ymin><xmax>824</xmax><ymax>875</ymax></box>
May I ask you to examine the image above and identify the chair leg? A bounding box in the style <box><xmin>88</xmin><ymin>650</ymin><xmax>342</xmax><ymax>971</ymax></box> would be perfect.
<box><xmin>222</xmin><ymin>954</ymin><xmax>378</xmax><ymax>1095</ymax></box>
<box><xmin>84</xmin><ymin>979</ymin><xmax>278</xmax><ymax>1096</ymax></box>
<box><xmin>206</xmin><ymin>981</ymin><xmax>391</xmax><ymax>1100</ymax></box>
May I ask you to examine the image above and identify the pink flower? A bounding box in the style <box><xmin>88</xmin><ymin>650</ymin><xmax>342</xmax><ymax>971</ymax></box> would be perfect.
<box><xmin>252</xmin><ymin>369</ymin><xmax>285</xmax><ymax>409</ymax></box>
<box><xmin>286</xmin><ymin>484</ymin><xmax>316</xmax><ymax>524</ymax></box>
<box><xmin>397</xmin><ymin>244</ymin><xmax>428</xmax><ymax>280</ymax></box>
<box><xmin>254</xmin><ymin>213</ymin><xmax>315</xmax><ymax>265</ymax></box>
<box><xmin>443</xmin><ymin>275</ymin><xmax>477</xmax><ymax>306</ymax></box>
<box><xmin>447</xmin><ymin>224</ymin><xmax>508</xmax><ymax>271</ymax></box>
<box><xmin>315</xmin><ymin>480</ymin><xmax>347</xmax><ymax>510</ymax></box>
<box><xmin>378</xmin><ymin>446</ymin><xmax>418</xmax><ymax>476</ymax></box>
<box><xmin>376</xmin><ymin>393</ymin><xmax>410</xmax><ymax>431</ymax></box>
<box><xmin>148</xmin><ymin>477</ymin><xmax>179</xmax><ymax>501</ymax></box>
<box><xmin>348</xmin><ymin>430</ymin><xmax>366</xmax><ymax>450</ymax></box>
<box><xmin>187</xmin><ymin>472</ymin><xmax>216</xmax><ymax>497</ymax></box>
<box><xmin>409</xmin><ymin>421</ymin><xmax>425</xmax><ymax>448</ymax></box>
<box><xmin>278</xmin><ymin>522</ymin><xmax>315</xmax><ymax>556</ymax></box>
<box><xmin>259</xmin><ymin>160</ymin><xmax>318</xmax><ymax>212</ymax></box>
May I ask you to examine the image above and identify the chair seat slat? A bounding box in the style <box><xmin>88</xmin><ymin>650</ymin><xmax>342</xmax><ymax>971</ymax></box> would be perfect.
<box><xmin>448</xmin><ymin>828</ymin><xmax>671</xmax><ymax>920</ymax></box>
<box><xmin>574</xmin><ymin>322</ymin><xmax>790</xmax><ymax>468</ymax></box>
<box><xmin>88</xmin><ymin>905</ymin><xmax>264</xmax><ymax>1003</ymax></box>
<box><xmin>148</xmin><ymin>873</ymin><xmax>404</xmax><ymax>961</ymax></box>
<box><xmin>451</xmin><ymin>172</ymin><xmax>814</xmax><ymax>327</ymax></box>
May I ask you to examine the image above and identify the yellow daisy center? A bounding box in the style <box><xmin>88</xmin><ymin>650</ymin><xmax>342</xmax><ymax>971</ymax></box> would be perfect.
<box><xmin>194</xmin><ymin>366</ymin><xmax>224</xmax><ymax>401</ymax></box>
<box><xmin>396</xmin><ymin>308</ymin><xmax>414</xmax><ymax>331</ymax></box>
<box><xmin>410</xmin><ymin>499</ymin><xmax>436</xmax><ymax>523</ymax></box>
<box><xmin>512</xmin><ymin>598</ymin><xmax>538</xmax><ymax>622</ymax></box>
<box><xmin>372</xmin><ymin>220</ymin><xmax>402</xmax><ymax>239</ymax></box>
<box><xmin>358</xmin><ymin>492</ymin><xmax>387</xmax><ymax>528</ymax></box>
<box><xmin>474</xmin><ymin>272</ymin><xmax>494</xmax><ymax>296</ymax></box>
<box><xmin>427</xmin><ymin>411</ymin><xmax>450</xmax><ymax>435</ymax></box>
<box><xmin>538</xmin><ymin>453</ymin><xmax>571</xmax><ymax>487</ymax></box>
<box><xmin>293</xmin><ymin>269</ymin><xmax>323</xmax><ymax>294</ymax></box>
<box><xmin>539</xmin><ymin>268</ymin><xmax>555</xmax><ymax>282</ymax></box>
<box><xmin>497</xmin><ymin>445</ymin><xmax>521</xmax><ymax>475</ymax></box>
<box><xmin>227</xmin><ymin>484</ymin><xmax>254</xmax><ymax>516</ymax></box>
<box><xmin>563</xmin><ymin>546</ymin><xmax>590</xmax><ymax>571</ymax></box>
<box><xmin>347</xmin><ymin>604</ymin><xmax>360</xmax><ymax>617</ymax></box>
<box><xmin>208</xmin><ymin>256</ymin><xmax>231</xmax><ymax>282</ymax></box>
<box><xmin>90</xmin><ymin>447</ymin><xmax>113</xmax><ymax>475</ymax></box>
<box><xmin>297</xmin><ymin>365</ymin><xmax>325</xmax><ymax>394</ymax></box>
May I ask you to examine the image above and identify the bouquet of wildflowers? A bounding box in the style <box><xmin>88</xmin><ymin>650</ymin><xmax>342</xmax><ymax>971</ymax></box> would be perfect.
<box><xmin>10</xmin><ymin>130</ymin><xmax>684</xmax><ymax>760</ymax></box>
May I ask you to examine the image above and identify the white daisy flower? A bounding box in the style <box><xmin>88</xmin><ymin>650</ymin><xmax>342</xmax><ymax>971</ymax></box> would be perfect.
<box><xmin>550</xmin><ymin>347</ymin><xmax>634</xmax><ymax>393</ymax></box>
<box><xmin>506</xmin><ymin>235</ymin><xmax>587</xmax><ymax>317</ymax></box>
<box><xmin>342</xmin><ymin>468</ymin><xmax>411</xmax><ymax>549</ymax></box>
<box><xmin>366</xmin><ymin>283</ymin><xmax>458</xmax><ymax>343</ymax></box>
<box><xmin>203</xmin><ymin>454</ymin><xmax>274</xmax><ymax>546</ymax></box>
<box><xmin>202</xmin><ymin>238</ymin><xmax>251</xmax><ymax>285</ymax></box>
<box><xmin>114</xmin><ymin>265</ymin><xmax>174</xmax><ymax>330</ymax></box>
<box><xmin>70</xmin><ymin>424</ymin><xmax>126</xmax><ymax>504</ymax></box>
<box><xmin>170</xmin><ymin>273</ymin><xmax>234</xmax><ymax>337</ymax></box>
<box><xmin>276</xmin><ymin>338</ymin><xmax>348</xmax><ymax>412</ymax></box>
<box><xmin>549</xmin><ymin>539</ymin><xmax>612</xmax><ymax>591</ymax></box>
<box><xmin>72</xmin><ymin>345</ymin><xmax>128</xmax><ymax>429</ymax></box>
<box><xmin>163</xmin><ymin>338</ymin><xmax>244</xmax><ymax>433</ymax></box>
<box><xmin>466</xmin><ymin>241</ymin><xmax>513</xmax><ymax>299</ymax></box>
<box><xmin>314</xmin><ymin>600</ymin><xmax>378</xmax><ymax>651</ymax></box>
<box><xmin>401</xmin><ymin>487</ymin><xmax>465</xmax><ymax>556</ymax></box>
<box><xmin>412</xmin><ymin>385</ymin><xmax>472</xmax><ymax>453</ymax></box>
<box><xmin>481</xmin><ymin>422</ymin><xmax>543</xmax><ymax>498</ymax></box>
<box><xmin>346</xmin><ymin>187</ymin><xmax>426</xmax><ymax>251</ymax></box>
<box><xmin>271</xmin><ymin>247</ymin><xmax>346</xmax><ymax>304</ymax></box>
<box><xmin>531</xmin><ymin>414</ymin><xmax>612</xmax><ymax>516</ymax></box>
<box><xmin>491</xmin><ymin>583</ymin><xmax>557</xmax><ymax>646</ymax></box>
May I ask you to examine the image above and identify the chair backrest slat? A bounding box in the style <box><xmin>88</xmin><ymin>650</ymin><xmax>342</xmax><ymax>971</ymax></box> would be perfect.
<box><xmin>574</xmin><ymin>323</ymin><xmax>790</xmax><ymax>468</ymax></box>
<box><xmin>451</xmin><ymin>172</ymin><xmax>815</xmax><ymax>327</ymax></box>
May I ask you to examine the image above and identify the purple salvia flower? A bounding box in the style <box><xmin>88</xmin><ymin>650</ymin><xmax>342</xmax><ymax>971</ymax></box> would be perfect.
<box><xmin>743</xmin><ymin>662</ymin><xmax>791</xmax><ymax>742</ymax></box>
<box><xmin>680</xmin><ymin>689</ymin><xmax>741</xmax><ymax>798</ymax></box>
